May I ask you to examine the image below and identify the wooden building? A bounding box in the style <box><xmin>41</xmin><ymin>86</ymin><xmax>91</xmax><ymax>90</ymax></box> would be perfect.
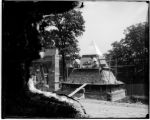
<box><xmin>61</xmin><ymin>40</ymin><xmax>126</xmax><ymax>101</ymax></box>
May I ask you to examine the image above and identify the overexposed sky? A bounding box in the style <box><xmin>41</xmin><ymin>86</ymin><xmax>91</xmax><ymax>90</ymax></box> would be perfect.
<box><xmin>78</xmin><ymin>1</ymin><xmax>148</xmax><ymax>55</ymax></box>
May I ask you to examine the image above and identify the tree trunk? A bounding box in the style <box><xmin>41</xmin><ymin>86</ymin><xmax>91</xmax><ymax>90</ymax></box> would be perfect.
<box><xmin>3</xmin><ymin>2</ymin><xmax>88</xmax><ymax>118</ymax></box>
<box><xmin>27</xmin><ymin>78</ymin><xmax>89</xmax><ymax>118</ymax></box>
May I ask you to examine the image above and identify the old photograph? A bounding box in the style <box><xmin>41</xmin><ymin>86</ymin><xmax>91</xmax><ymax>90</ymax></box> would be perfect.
<box><xmin>2</xmin><ymin>0</ymin><xmax>149</xmax><ymax>118</ymax></box>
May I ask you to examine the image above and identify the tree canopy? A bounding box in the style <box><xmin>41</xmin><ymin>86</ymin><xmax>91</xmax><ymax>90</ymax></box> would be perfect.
<box><xmin>39</xmin><ymin>9</ymin><xmax>85</xmax><ymax>60</ymax></box>
<box><xmin>38</xmin><ymin>9</ymin><xmax>85</xmax><ymax>80</ymax></box>
<box><xmin>104</xmin><ymin>22</ymin><xmax>148</xmax><ymax>84</ymax></box>
<box><xmin>104</xmin><ymin>22</ymin><xmax>148</xmax><ymax>66</ymax></box>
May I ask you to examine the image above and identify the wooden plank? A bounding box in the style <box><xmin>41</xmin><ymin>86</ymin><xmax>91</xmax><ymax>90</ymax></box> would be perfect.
<box><xmin>68</xmin><ymin>83</ymin><xmax>87</xmax><ymax>97</ymax></box>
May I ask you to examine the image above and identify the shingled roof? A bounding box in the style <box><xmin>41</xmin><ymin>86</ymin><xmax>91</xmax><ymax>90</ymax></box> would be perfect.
<box><xmin>65</xmin><ymin>41</ymin><xmax>124</xmax><ymax>85</ymax></box>
<box><xmin>65</xmin><ymin>68</ymin><xmax>124</xmax><ymax>85</ymax></box>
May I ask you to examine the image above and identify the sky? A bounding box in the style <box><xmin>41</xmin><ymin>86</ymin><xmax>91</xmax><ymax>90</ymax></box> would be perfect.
<box><xmin>78</xmin><ymin>1</ymin><xmax>148</xmax><ymax>56</ymax></box>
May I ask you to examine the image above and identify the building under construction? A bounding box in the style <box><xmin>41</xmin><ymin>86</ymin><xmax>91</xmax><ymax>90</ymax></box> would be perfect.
<box><xmin>61</xmin><ymin>41</ymin><xmax>126</xmax><ymax>101</ymax></box>
<box><xmin>31</xmin><ymin>41</ymin><xmax>126</xmax><ymax>101</ymax></box>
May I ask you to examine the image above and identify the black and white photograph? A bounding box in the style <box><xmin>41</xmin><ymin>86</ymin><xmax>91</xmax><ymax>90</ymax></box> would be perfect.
<box><xmin>2</xmin><ymin>0</ymin><xmax>149</xmax><ymax>118</ymax></box>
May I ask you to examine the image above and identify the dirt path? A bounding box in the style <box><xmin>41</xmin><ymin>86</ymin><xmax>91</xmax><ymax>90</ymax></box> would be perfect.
<box><xmin>79</xmin><ymin>99</ymin><xmax>148</xmax><ymax>118</ymax></box>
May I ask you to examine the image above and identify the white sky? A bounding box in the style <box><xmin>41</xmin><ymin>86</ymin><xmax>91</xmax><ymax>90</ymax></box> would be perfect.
<box><xmin>78</xmin><ymin>1</ymin><xmax>148</xmax><ymax>55</ymax></box>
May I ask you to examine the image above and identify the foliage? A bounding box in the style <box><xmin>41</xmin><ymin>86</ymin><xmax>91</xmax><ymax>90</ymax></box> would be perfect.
<box><xmin>104</xmin><ymin>22</ymin><xmax>148</xmax><ymax>84</ymax></box>
<box><xmin>104</xmin><ymin>22</ymin><xmax>148</xmax><ymax>66</ymax></box>
<box><xmin>38</xmin><ymin>9</ymin><xmax>85</xmax><ymax>80</ymax></box>
<box><xmin>39</xmin><ymin>9</ymin><xmax>85</xmax><ymax>60</ymax></box>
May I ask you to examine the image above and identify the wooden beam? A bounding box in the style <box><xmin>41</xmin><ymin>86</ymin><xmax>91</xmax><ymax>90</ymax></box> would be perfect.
<box><xmin>68</xmin><ymin>83</ymin><xmax>87</xmax><ymax>97</ymax></box>
<box><xmin>110</xmin><ymin>65</ymin><xmax>135</xmax><ymax>68</ymax></box>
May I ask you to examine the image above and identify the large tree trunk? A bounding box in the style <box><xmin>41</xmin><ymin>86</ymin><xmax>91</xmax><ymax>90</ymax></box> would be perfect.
<box><xmin>26</xmin><ymin>78</ymin><xmax>88</xmax><ymax>118</ymax></box>
<box><xmin>2</xmin><ymin>1</ymin><xmax>88</xmax><ymax>118</ymax></box>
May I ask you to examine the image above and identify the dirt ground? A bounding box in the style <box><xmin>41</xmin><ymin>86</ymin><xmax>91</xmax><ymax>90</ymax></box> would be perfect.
<box><xmin>79</xmin><ymin>99</ymin><xmax>148</xmax><ymax>118</ymax></box>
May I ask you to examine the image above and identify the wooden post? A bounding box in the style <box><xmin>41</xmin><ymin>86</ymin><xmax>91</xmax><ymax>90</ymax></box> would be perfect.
<box><xmin>68</xmin><ymin>83</ymin><xmax>87</xmax><ymax>97</ymax></box>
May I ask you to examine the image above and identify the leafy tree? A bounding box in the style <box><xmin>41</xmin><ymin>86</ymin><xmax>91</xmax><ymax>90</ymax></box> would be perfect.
<box><xmin>38</xmin><ymin>9</ymin><xmax>85</xmax><ymax>80</ymax></box>
<box><xmin>104</xmin><ymin>22</ymin><xmax>148</xmax><ymax>84</ymax></box>
<box><xmin>104</xmin><ymin>22</ymin><xmax>148</xmax><ymax>66</ymax></box>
